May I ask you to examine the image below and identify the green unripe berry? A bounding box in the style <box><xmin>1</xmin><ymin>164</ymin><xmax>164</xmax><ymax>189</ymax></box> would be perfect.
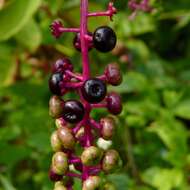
<box><xmin>49</xmin><ymin>96</ymin><xmax>64</xmax><ymax>118</ymax></box>
<box><xmin>54</xmin><ymin>182</ymin><xmax>67</xmax><ymax>190</ymax></box>
<box><xmin>51</xmin><ymin>131</ymin><xmax>62</xmax><ymax>152</ymax></box>
<box><xmin>52</xmin><ymin>152</ymin><xmax>68</xmax><ymax>175</ymax></box>
<box><xmin>82</xmin><ymin>176</ymin><xmax>101</xmax><ymax>190</ymax></box>
<box><xmin>103</xmin><ymin>183</ymin><xmax>116</xmax><ymax>190</ymax></box>
<box><xmin>100</xmin><ymin>117</ymin><xmax>115</xmax><ymax>140</ymax></box>
<box><xmin>102</xmin><ymin>149</ymin><xmax>119</xmax><ymax>173</ymax></box>
<box><xmin>81</xmin><ymin>146</ymin><xmax>103</xmax><ymax>166</ymax></box>
<box><xmin>58</xmin><ymin>127</ymin><xmax>75</xmax><ymax>149</ymax></box>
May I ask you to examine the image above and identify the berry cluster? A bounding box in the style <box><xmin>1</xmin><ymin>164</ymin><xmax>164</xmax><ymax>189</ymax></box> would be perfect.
<box><xmin>49</xmin><ymin>1</ymin><xmax>122</xmax><ymax>189</ymax></box>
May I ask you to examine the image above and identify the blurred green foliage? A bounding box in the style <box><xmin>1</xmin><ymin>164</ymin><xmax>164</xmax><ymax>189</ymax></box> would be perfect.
<box><xmin>0</xmin><ymin>0</ymin><xmax>190</xmax><ymax>189</ymax></box>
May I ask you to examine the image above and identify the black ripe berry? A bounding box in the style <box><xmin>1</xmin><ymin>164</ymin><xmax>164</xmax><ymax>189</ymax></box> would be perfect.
<box><xmin>49</xmin><ymin>72</ymin><xmax>63</xmax><ymax>95</ymax></box>
<box><xmin>62</xmin><ymin>100</ymin><xmax>85</xmax><ymax>123</ymax></box>
<box><xmin>73</xmin><ymin>32</ymin><xmax>93</xmax><ymax>51</ymax></box>
<box><xmin>81</xmin><ymin>78</ymin><xmax>107</xmax><ymax>103</ymax></box>
<box><xmin>93</xmin><ymin>26</ymin><xmax>117</xmax><ymax>53</ymax></box>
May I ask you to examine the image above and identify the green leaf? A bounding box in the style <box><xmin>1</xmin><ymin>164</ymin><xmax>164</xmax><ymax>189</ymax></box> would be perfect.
<box><xmin>0</xmin><ymin>0</ymin><xmax>41</xmax><ymax>41</ymax></box>
<box><xmin>142</xmin><ymin>167</ymin><xmax>184</xmax><ymax>190</ymax></box>
<box><xmin>15</xmin><ymin>19</ymin><xmax>42</xmax><ymax>51</ymax></box>
<box><xmin>174</xmin><ymin>100</ymin><xmax>190</xmax><ymax>119</ymax></box>
<box><xmin>0</xmin><ymin>175</ymin><xmax>17</xmax><ymax>190</ymax></box>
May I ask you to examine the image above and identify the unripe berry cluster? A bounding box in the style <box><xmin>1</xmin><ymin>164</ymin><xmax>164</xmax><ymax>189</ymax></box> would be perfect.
<box><xmin>49</xmin><ymin>1</ymin><xmax>122</xmax><ymax>189</ymax></box>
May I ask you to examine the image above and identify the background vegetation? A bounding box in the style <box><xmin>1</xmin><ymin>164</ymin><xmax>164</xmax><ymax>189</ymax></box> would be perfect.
<box><xmin>0</xmin><ymin>0</ymin><xmax>190</xmax><ymax>189</ymax></box>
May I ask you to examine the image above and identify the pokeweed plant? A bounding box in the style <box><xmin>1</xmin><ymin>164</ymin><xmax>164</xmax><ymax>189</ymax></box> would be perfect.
<box><xmin>48</xmin><ymin>1</ymin><xmax>122</xmax><ymax>189</ymax></box>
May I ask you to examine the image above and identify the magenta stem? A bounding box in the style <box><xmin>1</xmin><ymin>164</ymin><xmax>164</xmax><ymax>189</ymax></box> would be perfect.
<box><xmin>66</xmin><ymin>172</ymin><xmax>82</xmax><ymax>179</ymax></box>
<box><xmin>90</xmin><ymin>119</ymin><xmax>101</xmax><ymax>130</ymax></box>
<box><xmin>60</xmin><ymin>28</ymin><xmax>80</xmax><ymax>33</ymax></box>
<box><xmin>62</xmin><ymin>82</ymin><xmax>83</xmax><ymax>89</ymax></box>
<box><xmin>69</xmin><ymin>158</ymin><xmax>81</xmax><ymax>164</ymax></box>
<box><xmin>88</xmin><ymin>11</ymin><xmax>111</xmax><ymax>17</ymax></box>
<box><xmin>91</xmin><ymin>103</ymin><xmax>107</xmax><ymax>108</ymax></box>
<box><xmin>97</xmin><ymin>74</ymin><xmax>107</xmax><ymax>81</ymax></box>
<box><xmin>80</xmin><ymin>0</ymin><xmax>90</xmax><ymax>80</ymax></box>
<box><xmin>65</xmin><ymin>70</ymin><xmax>83</xmax><ymax>81</ymax></box>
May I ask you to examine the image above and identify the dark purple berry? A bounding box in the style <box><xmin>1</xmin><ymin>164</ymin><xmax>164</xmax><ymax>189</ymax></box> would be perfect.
<box><xmin>104</xmin><ymin>63</ymin><xmax>122</xmax><ymax>86</ymax></box>
<box><xmin>93</xmin><ymin>26</ymin><xmax>117</xmax><ymax>53</ymax></box>
<box><xmin>73</xmin><ymin>32</ymin><xmax>93</xmax><ymax>51</ymax></box>
<box><xmin>49</xmin><ymin>168</ymin><xmax>63</xmax><ymax>182</ymax></box>
<box><xmin>49</xmin><ymin>72</ymin><xmax>63</xmax><ymax>95</ymax></box>
<box><xmin>81</xmin><ymin>78</ymin><xmax>107</xmax><ymax>103</ymax></box>
<box><xmin>62</xmin><ymin>100</ymin><xmax>85</xmax><ymax>123</ymax></box>
<box><xmin>106</xmin><ymin>92</ymin><xmax>122</xmax><ymax>115</ymax></box>
<box><xmin>52</xmin><ymin>58</ymin><xmax>73</xmax><ymax>73</ymax></box>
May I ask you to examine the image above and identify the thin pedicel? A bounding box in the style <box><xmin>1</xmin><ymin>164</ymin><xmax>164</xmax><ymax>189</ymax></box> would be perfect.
<box><xmin>49</xmin><ymin>1</ymin><xmax>122</xmax><ymax>189</ymax></box>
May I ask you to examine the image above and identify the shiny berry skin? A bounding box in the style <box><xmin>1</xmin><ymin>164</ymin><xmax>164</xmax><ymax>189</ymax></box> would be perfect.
<box><xmin>104</xmin><ymin>63</ymin><xmax>122</xmax><ymax>86</ymax></box>
<box><xmin>93</xmin><ymin>26</ymin><xmax>117</xmax><ymax>53</ymax></box>
<box><xmin>106</xmin><ymin>92</ymin><xmax>122</xmax><ymax>115</ymax></box>
<box><xmin>62</xmin><ymin>100</ymin><xmax>85</xmax><ymax>123</ymax></box>
<box><xmin>73</xmin><ymin>32</ymin><xmax>93</xmax><ymax>51</ymax></box>
<box><xmin>52</xmin><ymin>58</ymin><xmax>73</xmax><ymax>73</ymax></box>
<box><xmin>81</xmin><ymin>78</ymin><xmax>107</xmax><ymax>103</ymax></box>
<box><xmin>49</xmin><ymin>72</ymin><xmax>63</xmax><ymax>95</ymax></box>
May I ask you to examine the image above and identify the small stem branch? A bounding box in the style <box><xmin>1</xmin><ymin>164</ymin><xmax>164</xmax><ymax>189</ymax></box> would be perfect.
<box><xmin>89</xmin><ymin>119</ymin><xmax>102</xmax><ymax>130</ymax></box>
<box><xmin>61</xmin><ymin>82</ymin><xmax>83</xmax><ymax>89</ymax></box>
<box><xmin>91</xmin><ymin>103</ymin><xmax>107</xmax><ymax>108</ymax></box>
<box><xmin>66</xmin><ymin>172</ymin><xmax>82</xmax><ymax>179</ymax></box>
<box><xmin>65</xmin><ymin>70</ymin><xmax>83</xmax><ymax>81</ymax></box>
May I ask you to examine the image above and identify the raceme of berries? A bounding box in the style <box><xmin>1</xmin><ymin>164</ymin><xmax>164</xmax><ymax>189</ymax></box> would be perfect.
<box><xmin>49</xmin><ymin>1</ymin><xmax>123</xmax><ymax>189</ymax></box>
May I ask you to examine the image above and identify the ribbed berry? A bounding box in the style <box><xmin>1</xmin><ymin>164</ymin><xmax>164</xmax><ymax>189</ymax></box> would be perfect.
<box><xmin>49</xmin><ymin>96</ymin><xmax>64</xmax><ymax>118</ymax></box>
<box><xmin>62</xmin><ymin>100</ymin><xmax>85</xmax><ymax>123</ymax></box>
<box><xmin>106</xmin><ymin>92</ymin><xmax>122</xmax><ymax>115</ymax></box>
<box><xmin>49</xmin><ymin>72</ymin><xmax>63</xmax><ymax>95</ymax></box>
<box><xmin>52</xmin><ymin>58</ymin><xmax>73</xmax><ymax>73</ymax></box>
<box><xmin>81</xmin><ymin>78</ymin><xmax>107</xmax><ymax>103</ymax></box>
<box><xmin>102</xmin><ymin>149</ymin><xmax>119</xmax><ymax>173</ymax></box>
<box><xmin>104</xmin><ymin>63</ymin><xmax>122</xmax><ymax>86</ymax></box>
<box><xmin>82</xmin><ymin>176</ymin><xmax>102</xmax><ymax>190</ymax></box>
<box><xmin>73</xmin><ymin>32</ymin><xmax>93</xmax><ymax>51</ymax></box>
<box><xmin>57</xmin><ymin>127</ymin><xmax>75</xmax><ymax>149</ymax></box>
<box><xmin>81</xmin><ymin>146</ymin><xmax>103</xmax><ymax>166</ymax></box>
<box><xmin>93</xmin><ymin>26</ymin><xmax>117</xmax><ymax>52</ymax></box>
<box><xmin>52</xmin><ymin>152</ymin><xmax>68</xmax><ymax>175</ymax></box>
<box><xmin>100</xmin><ymin>117</ymin><xmax>115</xmax><ymax>140</ymax></box>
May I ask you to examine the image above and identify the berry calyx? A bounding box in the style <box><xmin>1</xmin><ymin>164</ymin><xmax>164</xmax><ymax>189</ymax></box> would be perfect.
<box><xmin>100</xmin><ymin>117</ymin><xmax>115</xmax><ymax>140</ymax></box>
<box><xmin>52</xmin><ymin>152</ymin><xmax>68</xmax><ymax>175</ymax></box>
<box><xmin>81</xmin><ymin>78</ymin><xmax>107</xmax><ymax>103</ymax></box>
<box><xmin>73</xmin><ymin>32</ymin><xmax>93</xmax><ymax>51</ymax></box>
<box><xmin>106</xmin><ymin>92</ymin><xmax>122</xmax><ymax>115</ymax></box>
<box><xmin>49</xmin><ymin>72</ymin><xmax>63</xmax><ymax>95</ymax></box>
<box><xmin>82</xmin><ymin>176</ymin><xmax>102</xmax><ymax>190</ymax></box>
<box><xmin>57</xmin><ymin>126</ymin><xmax>75</xmax><ymax>149</ymax></box>
<box><xmin>93</xmin><ymin>26</ymin><xmax>117</xmax><ymax>53</ymax></box>
<box><xmin>62</xmin><ymin>100</ymin><xmax>85</xmax><ymax>123</ymax></box>
<box><xmin>81</xmin><ymin>146</ymin><xmax>103</xmax><ymax>166</ymax></box>
<box><xmin>49</xmin><ymin>96</ymin><xmax>64</xmax><ymax>118</ymax></box>
<box><xmin>104</xmin><ymin>63</ymin><xmax>122</xmax><ymax>86</ymax></box>
<box><xmin>52</xmin><ymin>58</ymin><xmax>73</xmax><ymax>73</ymax></box>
